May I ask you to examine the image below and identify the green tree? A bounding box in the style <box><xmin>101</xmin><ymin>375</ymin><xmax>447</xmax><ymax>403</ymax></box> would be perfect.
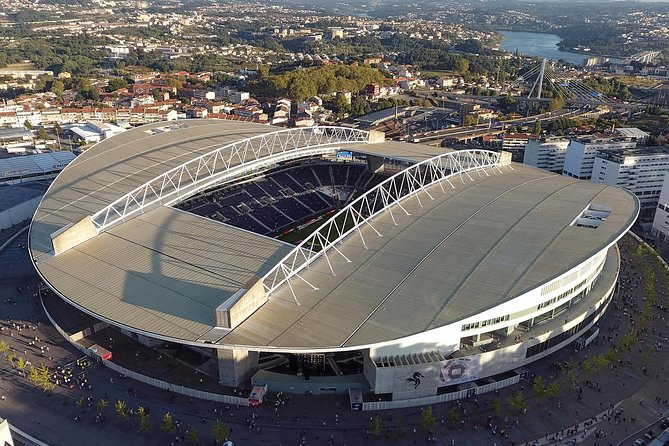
<box><xmin>456</xmin><ymin>58</ymin><xmax>470</xmax><ymax>74</ymax></box>
<box><xmin>497</xmin><ymin>94</ymin><xmax>517</xmax><ymax>109</ymax></box>
<box><xmin>54</xmin><ymin>122</ymin><xmax>62</xmax><ymax>136</ymax></box>
<box><xmin>35</xmin><ymin>365</ymin><xmax>54</xmax><ymax>391</ymax></box>
<box><xmin>547</xmin><ymin>95</ymin><xmax>565</xmax><ymax>112</ymax></box>
<box><xmin>533</xmin><ymin>120</ymin><xmax>542</xmax><ymax>135</ymax></box>
<box><xmin>107</xmin><ymin>77</ymin><xmax>129</xmax><ymax>92</ymax></box>
<box><xmin>463</xmin><ymin>114</ymin><xmax>477</xmax><ymax>126</ymax></box>
<box><xmin>371</xmin><ymin>415</ymin><xmax>382</xmax><ymax>438</ymax></box>
<box><xmin>211</xmin><ymin>420</ymin><xmax>230</xmax><ymax>444</ymax></box>
<box><xmin>421</xmin><ymin>406</ymin><xmax>437</xmax><ymax>432</ymax></box>
<box><xmin>24</xmin><ymin>120</ymin><xmax>33</xmax><ymax>130</ymax></box>
<box><xmin>50</xmin><ymin>79</ymin><xmax>64</xmax><ymax>96</ymax></box>
<box><xmin>161</xmin><ymin>412</ymin><xmax>175</xmax><ymax>434</ymax></box>
<box><xmin>15</xmin><ymin>356</ymin><xmax>27</xmax><ymax>372</ymax></box>
<box><xmin>96</xmin><ymin>399</ymin><xmax>108</xmax><ymax>413</ymax></box>
<box><xmin>37</xmin><ymin>128</ymin><xmax>49</xmax><ymax>141</ymax></box>
<box><xmin>546</xmin><ymin>382</ymin><xmax>560</xmax><ymax>399</ymax></box>
<box><xmin>0</xmin><ymin>341</ymin><xmax>8</xmax><ymax>354</ymax></box>
<box><xmin>490</xmin><ymin>398</ymin><xmax>502</xmax><ymax>415</ymax></box>
<box><xmin>185</xmin><ymin>428</ymin><xmax>199</xmax><ymax>444</ymax></box>
<box><xmin>334</xmin><ymin>93</ymin><xmax>351</xmax><ymax>119</ymax></box>
<box><xmin>532</xmin><ymin>375</ymin><xmax>547</xmax><ymax>399</ymax></box>
<box><xmin>258</xmin><ymin>64</ymin><xmax>270</xmax><ymax>78</ymax></box>
<box><xmin>28</xmin><ymin>365</ymin><xmax>40</xmax><ymax>384</ymax></box>
<box><xmin>139</xmin><ymin>417</ymin><xmax>151</xmax><ymax>433</ymax></box>
<box><xmin>115</xmin><ymin>400</ymin><xmax>128</xmax><ymax>421</ymax></box>
<box><xmin>507</xmin><ymin>391</ymin><xmax>525</xmax><ymax>412</ymax></box>
<box><xmin>137</xmin><ymin>406</ymin><xmax>150</xmax><ymax>433</ymax></box>
<box><xmin>351</xmin><ymin>95</ymin><xmax>370</xmax><ymax>116</ymax></box>
<box><xmin>447</xmin><ymin>407</ymin><xmax>460</xmax><ymax>426</ymax></box>
<box><xmin>167</xmin><ymin>78</ymin><xmax>182</xmax><ymax>89</ymax></box>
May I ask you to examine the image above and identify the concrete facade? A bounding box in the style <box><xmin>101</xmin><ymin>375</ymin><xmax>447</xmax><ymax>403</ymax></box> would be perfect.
<box><xmin>217</xmin><ymin>348</ymin><xmax>258</xmax><ymax>387</ymax></box>
<box><xmin>523</xmin><ymin>137</ymin><xmax>570</xmax><ymax>173</ymax></box>
<box><xmin>0</xmin><ymin>196</ymin><xmax>41</xmax><ymax>230</ymax></box>
<box><xmin>563</xmin><ymin>137</ymin><xmax>636</xmax><ymax>180</ymax></box>
<box><xmin>362</xmin><ymin>245</ymin><xmax>619</xmax><ymax>402</ymax></box>
<box><xmin>591</xmin><ymin>147</ymin><xmax>669</xmax><ymax>207</ymax></box>
<box><xmin>651</xmin><ymin>172</ymin><xmax>669</xmax><ymax>240</ymax></box>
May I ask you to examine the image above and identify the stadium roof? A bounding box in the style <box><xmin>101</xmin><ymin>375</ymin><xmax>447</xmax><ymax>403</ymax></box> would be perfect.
<box><xmin>221</xmin><ymin>164</ymin><xmax>637</xmax><ymax>349</ymax></box>
<box><xmin>30</xmin><ymin>120</ymin><xmax>638</xmax><ymax>350</ymax></box>
<box><xmin>0</xmin><ymin>151</ymin><xmax>76</xmax><ymax>183</ymax></box>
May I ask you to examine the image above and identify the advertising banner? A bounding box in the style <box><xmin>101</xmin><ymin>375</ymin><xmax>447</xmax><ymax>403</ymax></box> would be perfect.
<box><xmin>438</xmin><ymin>357</ymin><xmax>480</xmax><ymax>386</ymax></box>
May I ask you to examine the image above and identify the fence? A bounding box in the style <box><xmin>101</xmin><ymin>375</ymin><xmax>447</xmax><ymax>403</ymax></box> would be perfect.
<box><xmin>41</xmin><ymin>298</ymin><xmax>248</xmax><ymax>406</ymax></box>
<box><xmin>362</xmin><ymin>374</ymin><xmax>520</xmax><ymax>411</ymax></box>
<box><xmin>629</xmin><ymin>231</ymin><xmax>669</xmax><ymax>272</ymax></box>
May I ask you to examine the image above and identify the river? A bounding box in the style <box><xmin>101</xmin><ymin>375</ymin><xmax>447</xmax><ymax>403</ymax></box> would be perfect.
<box><xmin>498</xmin><ymin>31</ymin><xmax>621</xmax><ymax>66</ymax></box>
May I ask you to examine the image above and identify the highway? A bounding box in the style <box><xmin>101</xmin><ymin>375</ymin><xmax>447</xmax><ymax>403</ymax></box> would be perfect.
<box><xmin>406</xmin><ymin>107</ymin><xmax>589</xmax><ymax>145</ymax></box>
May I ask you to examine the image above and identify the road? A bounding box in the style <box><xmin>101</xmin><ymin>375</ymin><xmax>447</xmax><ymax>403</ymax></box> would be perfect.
<box><xmin>0</xmin><ymin>226</ymin><xmax>667</xmax><ymax>446</ymax></box>
<box><xmin>407</xmin><ymin>107</ymin><xmax>588</xmax><ymax>144</ymax></box>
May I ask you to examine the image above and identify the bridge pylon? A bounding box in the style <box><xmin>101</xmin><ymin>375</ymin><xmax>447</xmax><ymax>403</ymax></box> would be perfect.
<box><xmin>528</xmin><ymin>58</ymin><xmax>547</xmax><ymax>99</ymax></box>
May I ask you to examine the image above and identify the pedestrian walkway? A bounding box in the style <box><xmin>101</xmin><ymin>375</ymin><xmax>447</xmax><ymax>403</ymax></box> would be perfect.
<box><xmin>0</xmin><ymin>224</ymin><xmax>667</xmax><ymax>446</ymax></box>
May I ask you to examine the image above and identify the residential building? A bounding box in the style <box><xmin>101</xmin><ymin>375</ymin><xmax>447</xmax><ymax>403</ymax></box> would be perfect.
<box><xmin>0</xmin><ymin>151</ymin><xmax>77</xmax><ymax>185</ymax></box>
<box><xmin>523</xmin><ymin>137</ymin><xmax>570</xmax><ymax>173</ymax></box>
<box><xmin>591</xmin><ymin>147</ymin><xmax>669</xmax><ymax>207</ymax></box>
<box><xmin>502</xmin><ymin>133</ymin><xmax>538</xmax><ymax>151</ymax></box>
<box><xmin>272</xmin><ymin>98</ymin><xmax>291</xmax><ymax>125</ymax></box>
<box><xmin>563</xmin><ymin>136</ymin><xmax>636</xmax><ymax>180</ymax></box>
<box><xmin>615</xmin><ymin>127</ymin><xmax>650</xmax><ymax>143</ymax></box>
<box><xmin>651</xmin><ymin>172</ymin><xmax>669</xmax><ymax>241</ymax></box>
<box><xmin>0</xmin><ymin>127</ymin><xmax>34</xmax><ymax>153</ymax></box>
<box><xmin>68</xmin><ymin>121</ymin><xmax>126</xmax><ymax>144</ymax></box>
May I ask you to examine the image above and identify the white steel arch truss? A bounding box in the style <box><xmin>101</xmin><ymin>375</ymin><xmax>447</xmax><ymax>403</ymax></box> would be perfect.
<box><xmin>91</xmin><ymin>126</ymin><xmax>370</xmax><ymax>232</ymax></box>
<box><xmin>262</xmin><ymin>149</ymin><xmax>507</xmax><ymax>303</ymax></box>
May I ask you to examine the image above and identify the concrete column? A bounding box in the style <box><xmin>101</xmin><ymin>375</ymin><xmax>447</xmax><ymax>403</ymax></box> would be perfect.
<box><xmin>368</xmin><ymin>130</ymin><xmax>386</xmax><ymax>143</ymax></box>
<box><xmin>51</xmin><ymin>216</ymin><xmax>97</xmax><ymax>255</ymax></box>
<box><xmin>366</xmin><ymin>155</ymin><xmax>386</xmax><ymax>173</ymax></box>
<box><xmin>499</xmin><ymin>151</ymin><xmax>513</xmax><ymax>166</ymax></box>
<box><xmin>495</xmin><ymin>325</ymin><xmax>515</xmax><ymax>337</ymax></box>
<box><xmin>217</xmin><ymin>348</ymin><xmax>258</xmax><ymax>387</ymax></box>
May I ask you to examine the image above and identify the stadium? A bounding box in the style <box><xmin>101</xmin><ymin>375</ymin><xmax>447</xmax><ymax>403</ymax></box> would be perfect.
<box><xmin>28</xmin><ymin>119</ymin><xmax>638</xmax><ymax>407</ymax></box>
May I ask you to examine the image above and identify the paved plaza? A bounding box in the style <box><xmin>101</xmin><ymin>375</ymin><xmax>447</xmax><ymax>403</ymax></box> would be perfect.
<box><xmin>0</xmin><ymin>224</ymin><xmax>667</xmax><ymax>446</ymax></box>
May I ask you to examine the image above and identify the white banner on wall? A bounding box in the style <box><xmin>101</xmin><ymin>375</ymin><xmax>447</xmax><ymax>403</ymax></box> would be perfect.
<box><xmin>438</xmin><ymin>357</ymin><xmax>480</xmax><ymax>386</ymax></box>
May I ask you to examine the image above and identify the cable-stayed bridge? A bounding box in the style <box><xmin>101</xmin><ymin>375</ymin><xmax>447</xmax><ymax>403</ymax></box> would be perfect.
<box><xmin>518</xmin><ymin>58</ymin><xmax>614</xmax><ymax>104</ymax></box>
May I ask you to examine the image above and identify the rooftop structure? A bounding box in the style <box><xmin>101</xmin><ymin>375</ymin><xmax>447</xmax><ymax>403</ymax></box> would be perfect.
<box><xmin>563</xmin><ymin>136</ymin><xmax>636</xmax><ymax>180</ymax></box>
<box><xmin>615</xmin><ymin>127</ymin><xmax>650</xmax><ymax>142</ymax></box>
<box><xmin>0</xmin><ymin>151</ymin><xmax>77</xmax><ymax>185</ymax></box>
<box><xmin>651</xmin><ymin>172</ymin><xmax>669</xmax><ymax>242</ymax></box>
<box><xmin>592</xmin><ymin>147</ymin><xmax>669</xmax><ymax>207</ymax></box>
<box><xmin>523</xmin><ymin>137</ymin><xmax>570</xmax><ymax>173</ymax></box>
<box><xmin>30</xmin><ymin>120</ymin><xmax>638</xmax><ymax>401</ymax></box>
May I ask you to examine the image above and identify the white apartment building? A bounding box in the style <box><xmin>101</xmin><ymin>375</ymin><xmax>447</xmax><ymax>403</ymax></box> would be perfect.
<box><xmin>523</xmin><ymin>137</ymin><xmax>570</xmax><ymax>173</ymax></box>
<box><xmin>651</xmin><ymin>172</ymin><xmax>669</xmax><ymax>241</ymax></box>
<box><xmin>502</xmin><ymin>133</ymin><xmax>537</xmax><ymax>151</ymax></box>
<box><xmin>591</xmin><ymin>147</ymin><xmax>669</xmax><ymax>207</ymax></box>
<box><xmin>563</xmin><ymin>137</ymin><xmax>636</xmax><ymax>180</ymax></box>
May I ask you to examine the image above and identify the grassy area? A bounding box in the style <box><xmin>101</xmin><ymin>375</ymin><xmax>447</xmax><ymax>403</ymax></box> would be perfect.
<box><xmin>278</xmin><ymin>217</ymin><xmax>328</xmax><ymax>245</ymax></box>
<box><xmin>277</xmin><ymin>210</ymin><xmax>357</xmax><ymax>246</ymax></box>
<box><xmin>420</xmin><ymin>69</ymin><xmax>458</xmax><ymax>78</ymax></box>
<box><xmin>5</xmin><ymin>62</ymin><xmax>37</xmax><ymax>70</ymax></box>
<box><xmin>616</xmin><ymin>75</ymin><xmax>663</xmax><ymax>88</ymax></box>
